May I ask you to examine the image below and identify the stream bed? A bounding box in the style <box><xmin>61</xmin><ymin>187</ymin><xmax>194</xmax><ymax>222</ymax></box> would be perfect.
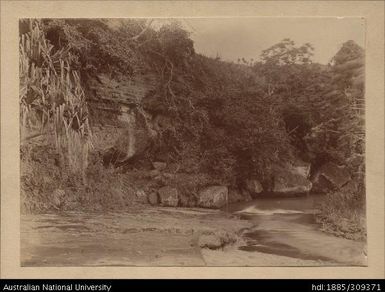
<box><xmin>21</xmin><ymin>194</ymin><xmax>367</xmax><ymax>266</ymax></box>
<box><xmin>227</xmin><ymin>194</ymin><xmax>367</xmax><ymax>266</ymax></box>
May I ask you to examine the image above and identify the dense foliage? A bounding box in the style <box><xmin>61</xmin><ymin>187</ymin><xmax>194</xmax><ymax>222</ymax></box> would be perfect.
<box><xmin>20</xmin><ymin>19</ymin><xmax>366</xmax><ymax>232</ymax></box>
<box><xmin>19</xmin><ymin>19</ymin><xmax>92</xmax><ymax>183</ymax></box>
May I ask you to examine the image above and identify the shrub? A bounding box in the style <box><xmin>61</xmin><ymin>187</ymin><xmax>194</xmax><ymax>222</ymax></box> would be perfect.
<box><xmin>316</xmin><ymin>190</ymin><xmax>366</xmax><ymax>240</ymax></box>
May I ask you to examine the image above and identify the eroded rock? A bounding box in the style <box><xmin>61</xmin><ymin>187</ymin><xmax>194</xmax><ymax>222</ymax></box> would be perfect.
<box><xmin>312</xmin><ymin>162</ymin><xmax>351</xmax><ymax>193</ymax></box>
<box><xmin>198</xmin><ymin>186</ymin><xmax>228</xmax><ymax>209</ymax></box>
<box><xmin>272</xmin><ymin>161</ymin><xmax>312</xmax><ymax>195</ymax></box>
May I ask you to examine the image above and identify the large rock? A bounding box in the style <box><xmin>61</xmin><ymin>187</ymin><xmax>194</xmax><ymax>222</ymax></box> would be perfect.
<box><xmin>245</xmin><ymin>179</ymin><xmax>263</xmax><ymax>195</ymax></box>
<box><xmin>198</xmin><ymin>186</ymin><xmax>228</xmax><ymax>209</ymax></box>
<box><xmin>158</xmin><ymin>186</ymin><xmax>179</xmax><ymax>207</ymax></box>
<box><xmin>312</xmin><ymin>162</ymin><xmax>351</xmax><ymax>193</ymax></box>
<box><xmin>272</xmin><ymin>161</ymin><xmax>312</xmax><ymax>195</ymax></box>
<box><xmin>198</xmin><ymin>230</ymin><xmax>237</xmax><ymax>249</ymax></box>
<box><xmin>147</xmin><ymin>192</ymin><xmax>159</xmax><ymax>205</ymax></box>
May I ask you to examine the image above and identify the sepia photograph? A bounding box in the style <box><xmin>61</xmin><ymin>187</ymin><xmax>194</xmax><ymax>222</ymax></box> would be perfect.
<box><xmin>18</xmin><ymin>16</ymin><xmax>368</xmax><ymax>267</ymax></box>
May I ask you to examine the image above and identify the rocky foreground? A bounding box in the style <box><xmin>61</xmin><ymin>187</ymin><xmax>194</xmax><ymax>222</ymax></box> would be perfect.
<box><xmin>21</xmin><ymin>206</ymin><xmax>365</xmax><ymax>267</ymax></box>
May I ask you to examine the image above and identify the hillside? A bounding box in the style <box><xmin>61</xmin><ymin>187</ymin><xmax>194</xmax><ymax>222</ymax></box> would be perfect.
<box><xmin>19</xmin><ymin>19</ymin><xmax>366</xmax><ymax>240</ymax></box>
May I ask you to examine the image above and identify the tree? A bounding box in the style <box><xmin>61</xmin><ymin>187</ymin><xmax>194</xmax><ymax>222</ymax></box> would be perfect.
<box><xmin>260</xmin><ymin>38</ymin><xmax>314</xmax><ymax>66</ymax></box>
<box><xmin>305</xmin><ymin>40</ymin><xmax>365</xmax><ymax>182</ymax></box>
<box><xmin>254</xmin><ymin>39</ymin><xmax>314</xmax><ymax>99</ymax></box>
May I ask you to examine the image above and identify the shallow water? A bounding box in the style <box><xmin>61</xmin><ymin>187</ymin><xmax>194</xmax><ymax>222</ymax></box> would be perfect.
<box><xmin>20</xmin><ymin>195</ymin><xmax>367</xmax><ymax>266</ymax></box>
<box><xmin>228</xmin><ymin>194</ymin><xmax>367</xmax><ymax>266</ymax></box>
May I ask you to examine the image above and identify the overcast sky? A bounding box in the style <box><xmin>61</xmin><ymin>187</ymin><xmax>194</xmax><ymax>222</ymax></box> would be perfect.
<box><xmin>178</xmin><ymin>17</ymin><xmax>365</xmax><ymax>64</ymax></box>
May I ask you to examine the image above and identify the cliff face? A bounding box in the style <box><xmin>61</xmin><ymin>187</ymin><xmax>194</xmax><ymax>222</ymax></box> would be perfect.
<box><xmin>88</xmin><ymin>73</ymin><xmax>158</xmax><ymax>105</ymax></box>
<box><xmin>87</xmin><ymin>73</ymin><xmax>159</xmax><ymax>164</ymax></box>
<box><xmin>86</xmin><ymin>71</ymin><xmax>318</xmax><ymax>200</ymax></box>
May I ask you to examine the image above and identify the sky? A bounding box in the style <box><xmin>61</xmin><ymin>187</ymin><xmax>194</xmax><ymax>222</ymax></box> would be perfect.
<box><xmin>176</xmin><ymin>17</ymin><xmax>366</xmax><ymax>64</ymax></box>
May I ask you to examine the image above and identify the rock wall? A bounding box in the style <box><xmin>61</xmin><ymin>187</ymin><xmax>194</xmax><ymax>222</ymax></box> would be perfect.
<box><xmin>88</xmin><ymin>73</ymin><xmax>157</xmax><ymax>104</ymax></box>
<box><xmin>88</xmin><ymin>73</ymin><xmax>158</xmax><ymax>164</ymax></box>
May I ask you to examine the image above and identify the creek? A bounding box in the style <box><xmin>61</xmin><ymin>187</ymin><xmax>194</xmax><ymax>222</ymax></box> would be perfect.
<box><xmin>226</xmin><ymin>194</ymin><xmax>366</xmax><ymax>266</ymax></box>
<box><xmin>20</xmin><ymin>194</ymin><xmax>366</xmax><ymax>266</ymax></box>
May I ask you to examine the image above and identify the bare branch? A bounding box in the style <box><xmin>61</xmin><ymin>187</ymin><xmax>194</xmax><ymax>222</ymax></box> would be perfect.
<box><xmin>129</xmin><ymin>19</ymin><xmax>154</xmax><ymax>41</ymax></box>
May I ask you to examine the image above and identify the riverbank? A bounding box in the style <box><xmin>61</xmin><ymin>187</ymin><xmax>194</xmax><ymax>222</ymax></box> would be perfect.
<box><xmin>315</xmin><ymin>192</ymin><xmax>367</xmax><ymax>241</ymax></box>
<box><xmin>21</xmin><ymin>207</ymin><xmax>248</xmax><ymax>266</ymax></box>
<box><xmin>21</xmin><ymin>205</ymin><xmax>366</xmax><ymax>267</ymax></box>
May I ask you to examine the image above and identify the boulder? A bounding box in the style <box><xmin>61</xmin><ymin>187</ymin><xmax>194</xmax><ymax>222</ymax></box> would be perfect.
<box><xmin>198</xmin><ymin>186</ymin><xmax>228</xmax><ymax>209</ymax></box>
<box><xmin>245</xmin><ymin>179</ymin><xmax>263</xmax><ymax>195</ymax></box>
<box><xmin>312</xmin><ymin>162</ymin><xmax>351</xmax><ymax>193</ymax></box>
<box><xmin>272</xmin><ymin>162</ymin><xmax>312</xmax><ymax>195</ymax></box>
<box><xmin>198</xmin><ymin>234</ymin><xmax>222</xmax><ymax>249</ymax></box>
<box><xmin>147</xmin><ymin>192</ymin><xmax>159</xmax><ymax>205</ymax></box>
<box><xmin>158</xmin><ymin>186</ymin><xmax>179</xmax><ymax>207</ymax></box>
<box><xmin>198</xmin><ymin>230</ymin><xmax>237</xmax><ymax>249</ymax></box>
